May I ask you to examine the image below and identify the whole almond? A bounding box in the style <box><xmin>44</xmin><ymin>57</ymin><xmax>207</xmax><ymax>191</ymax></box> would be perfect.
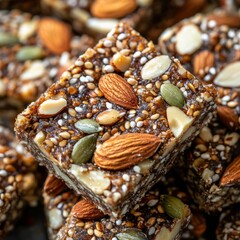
<box><xmin>94</xmin><ymin>133</ymin><xmax>161</xmax><ymax>170</ymax></box>
<box><xmin>99</xmin><ymin>73</ymin><xmax>138</xmax><ymax>109</ymax></box>
<box><xmin>44</xmin><ymin>175</ymin><xmax>68</xmax><ymax>197</ymax></box>
<box><xmin>90</xmin><ymin>0</ymin><xmax>137</xmax><ymax>19</ymax></box>
<box><xmin>38</xmin><ymin>18</ymin><xmax>72</xmax><ymax>54</ymax></box>
<box><xmin>71</xmin><ymin>199</ymin><xmax>104</xmax><ymax>220</ymax></box>
<box><xmin>217</xmin><ymin>106</ymin><xmax>239</xmax><ymax>130</ymax></box>
<box><xmin>207</xmin><ymin>14</ymin><xmax>240</xmax><ymax>28</ymax></box>
<box><xmin>193</xmin><ymin>50</ymin><xmax>214</xmax><ymax>75</ymax></box>
<box><xmin>220</xmin><ymin>156</ymin><xmax>240</xmax><ymax>186</ymax></box>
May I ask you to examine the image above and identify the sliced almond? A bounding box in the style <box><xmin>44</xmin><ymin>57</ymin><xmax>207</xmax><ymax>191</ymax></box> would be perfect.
<box><xmin>141</xmin><ymin>55</ymin><xmax>171</xmax><ymax>80</ymax></box>
<box><xmin>20</xmin><ymin>61</ymin><xmax>46</xmax><ymax>81</ymax></box>
<box><xmin>99</xmin><ymin>73</ymin><xmax>138</xmax><ymax>109</ymax></box>
<box><xmin>193</xmin><ymin>50</ymin><xmax>214</xmax><ymax>75</ymax></box>
<box><xmin>34</xmin><ymin>131</ymin><xmax>46</xmax><ymax>145</ymax></box>
<box><xmin>167</xmin><ymin>106</ymin><xmax>194</xmax><ymax>138</ymax></box>
<box><xmin>44</xmin><ymin>175</ymin><xmax>68</xmax><ymax>197</ymax></box>
<box><xmin>38</xmin><ymin>18</ymin><xmax>72</xmax><ymax>54</ymax></box>
<box><xmin>18</xmin><ymin>20</ymin><xmax>38</xmax><ymax>42</ymax></box>
<box><xmin>111</xmin><ymin>52</ymin><xmax>131</xmax><ymax>72</ymax></box>
<box><xmin>96</xmin><ymin>109</ymin><xmax>123</xmax><ymax>126</ymax></box>
<box><xmin>94</xmin><ymin>133</ymin><xmax>161</xmax><ymax>170</ymax></box>
<box><xmin>87</xmin><ymin>18</ymin><xmax>118</xmax><ymax>34</ymax></box>
<box><xmin>71</xmin><ymin>199</ymin><xmax>104</xmax><ymax>220</ymax></box>
<box><xmin>176</xmin><ymin>24</ymin><xmax>202</xmax><ymax>55</ymax></box>
<box><xmin>220</xmin><ymin>156</ymin><xmax>240</xmax><ymax>186</ymax></box>
<box><xmin>213</xmin><ymin>61</ymin><xmax>240</xmax><ymax>88</ymax></box>
<box><xmin>38</xmin><ymin>98</ymin><xmax>67</xmax><ymax>118</ymax></box>
<box><xmin>90</xmin><ymin>0</ymin><xmax>137</xmax><ymax>19</ymax></box>
<box><xmin>69</xmin><ymin>165</ymin><xmax>111</xmax><ymax>194</ymax></box>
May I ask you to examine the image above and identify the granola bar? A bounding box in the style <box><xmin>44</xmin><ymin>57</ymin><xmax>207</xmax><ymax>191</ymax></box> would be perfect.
<box><xmin>178</xmin><ymin>120</ymin><xmax>240</xmax><ymax>212</ymax></box>
<box><xmin>40</xmin><ymin>0</ymin><xmax>160</xmax><ymax>37</ymax></box>
<box><xmin>158</xmin><ymin>12</ymin><xmax>240</xmax><ymax>130</ymax></box>
<box><xmin>216</xmin><ymin>206</ymin><xmax>240</xmax><ymax>240</ymax></box>
<box><xmin>44</xmin><ymin>175</ymin><xmax>191</xmax><ymax>240</ymax></box>
<box><xmin>0</xmin><ymin>9</ymin><xmax>94</xmax><ymax>109</ymax></box>
<box><xmin>0</xmin><ymin>126</ymin><xmax>39</xmax><ymax>238</ymax></box>
<box><xmin>15</xmin><ymin>22</ymin><xmax>217</xmax><ymax>217</ymax></box>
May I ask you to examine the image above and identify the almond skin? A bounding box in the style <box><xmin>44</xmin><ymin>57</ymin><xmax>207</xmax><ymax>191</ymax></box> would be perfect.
<box><xmin>44</xmin><ymin>175</ymin><xmax>68</xmax><ymax>197</ymax></box>
<box><xmin>94</xmin><ymin>133</ymin><xmax>161</xmax><ymax>170</ymax></box>
<box><xmin>217</xmin><ymin>106</ymin><xmax>239</xmax><ymax>130</ymax></box>
<box><xmin>90</xmin><ymin>0</ymin><xmax>137</xmax><ymax>19</ymax></box>
<box><xmin>207</xmin><ymin>13</ymin><xmax>240</xmax><ymax>28</ymax></box>
<box><xmin>220</xmin><ymin>156</ymin><xmax>240</xmax><ymax>186</ymax></box>
<box><xmin>99</xmin><ymin>73</ymin><xmax>138</xmax><ymax>109</ymax></box>
<box><xmin>38</xmin><ymin>18</ymin><xmax>72</xmax><ymax>54</ymax></box>
<box><xmin>71</xmin><ymin>199</ymin><xmax>104</xmax><ymax>220</ymax></box>
<box><xmin>193</xmin><ymin>50</ymin><xmax>214</xmax><ymax>75</ymax></box>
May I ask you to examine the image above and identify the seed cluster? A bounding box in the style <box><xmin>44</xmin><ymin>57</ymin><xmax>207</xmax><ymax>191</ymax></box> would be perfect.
<box><xmin>44</xmin><ymin>175</ymin><xmax>190</xmax><ymax>240</ymax></box>
<box><xmin>0</xmin><ymin>10</ymin><xmax>94</xmax><ymax>107</ymax></box>
<box><xmin>179</xmin><ymin>120</ymin><xmax>240</xmax><ymax>212</ymax></box>
<box><xmin>0</xmin><ymin>126</ymin><xmax>39</xmax><ymax>238</ymax></box>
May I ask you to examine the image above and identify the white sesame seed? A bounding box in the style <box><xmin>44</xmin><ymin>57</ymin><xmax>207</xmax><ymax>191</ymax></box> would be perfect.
<box><xmin>133</xmin><ymin>51</ymin><xmax>141</xmax><ymax>58</ymax></box>
<box><xmin>133</xmin><ymin>165</ymin><xmax>141</xmax><ymax>173</ymax></box>
<box><xmin>103</xmin><ymin>39</ymin><xmax>113</xmax><ymax>47</ymax></box>
<box><xmin>122</xmin><ymin>185</ymin><xmax>128</xmax><ymax>193</ymax></box>
<box><xmin>63</xmin><ymin>113</ymin><xmax>68</xmax><ymax>119</ymax></box>
<box><xmin>216</xmin><ymin>145</ymin><xmax>225</xmax><ymax>151</ymax></box>
<box><xmin>130</xmin><ymin>121</ymin><xmax>136</xmax><ymax>128</ymax></box>
<box><xmin>137</xmin><ymin>121</ymin><xmax>144</xmax><ymax>128</ymax></box>
<box><xmin>70</xmin><ymin>78</ymin><xmax>78</xmax><ymax>84</ymax></box>
<box><xmin>148</xmin><ymin>226</ymin><xmax>155</xmax><ymax>235</ymax></box>
<box><xmin>75</xmin><ymin>60</ymin><xmax>84</xmax><ymax>66</ymax></box>
<box><xmin>75</xmin><ymin>107</ymin><xmax>83</xmax><ymax>113</ymax></box>
<box><xmin>86</xmin><ymin>76</ymin><xmax>94</xmax><ymax>82</ymax></box>
<box><xmin>222</xmin><ymin>95</ymin><xmax>230</xmax><ymax>102</ymax></box>
<box><xmin>118</xmin><ymin>33</ymin><xmax>126</xmax><ymax>40</ymax></box>
<box><xmin>122</xmin><ymin>174</ymin><xmax>130</xmax><ymax>181</ymax></box>
<box><xmin>103</xmin><ymin>58</ymin><xmax>109</xmax><ymax>64</ymax></box>
<box><xmin>201</xmin><ymin>33</ymin><xmax>209</xmax><ymax>41</ymax></box>
<box><xmin>0</xmin><ymin>170</ymin><xmax>7</xmax><ymax>177</ymax></box>
<box><xmin>201</xmin><ymin>153</ymin><xmax>210</xmax><ymax>159</ymax></box>
<box><xmin>208</xmin><ymin>20</ymin><xmax>216</xmax><ymax>28</ymax></box>
<box><xmin>116</xmin><ymin>219</ymin><xmax>122</xmax><ymax>225</ymax></box>
<box><xmin>106</xmin><ymin>102</ymin><xmax>113</xmax><ymax>109</ymax></box>
<box><xmin>209</xmin><ymin>67</ymin><xmax>216</xmax><ymax>75</ymax></box>
<box><xmin>140</xmin><ymin>56</ymin><xmax>148</xmax><ymax>65</ymax></box>
<box><xmin>78</xmin><ymin>85</ymin><xmax>85</xmax><ymax>93</ymax></box>
<box><xmin>104</xmin><ymin>65</ymin><xmax>114</xmax><ymax>73</ymax></box>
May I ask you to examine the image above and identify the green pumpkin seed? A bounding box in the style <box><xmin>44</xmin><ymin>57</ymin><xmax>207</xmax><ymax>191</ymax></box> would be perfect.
<box><xmin>160</xmin><ymin>83</ymin><xmax>185</xmax><ymax>108</ymax></box>
<box><xmin>71</xmin><ymin>134</ymin><xmax>97</xmax><ymax>164</ymax></box>
<box><xmin>16</xmin><ymin>46</ymin><xmax>45</xmax><ymax>61</ymax></box>
<box><xmin>0</xmin><ymin>31</ymin><xmax>19</xmax><ymax>46</ymax></box>
<box><xmin>160</xmin><ymin>195</ymin><xmax>186</xmax><ymax>219</ymax></box>
<box><xmin>116</xmin><ymin>228</ymin><xmax>148</xmax><ymax>240</ymax></box>
<box><xmin>75</xmin><ymin>119</ymin><xmax>102</xmax><ymax>134</ymax></box>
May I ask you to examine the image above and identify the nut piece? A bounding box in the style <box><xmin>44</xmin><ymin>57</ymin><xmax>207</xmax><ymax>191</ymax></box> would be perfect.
<box><xmin>71</xmin><ymin>199</ymin><xmax>104</xmax><ymax>220</ymax></box>
<box><xmin>111</xmin><ymin>52</ymin><xmax>131</xmax><ymax>72</ymax></box>
<box><xmin>96</xmin><ymin>109</ymin><xmax>123</xmax><ymax>126</ymax></box>
<box><xmin>44</xmin><ymin>175</ymin><xmax>68</xmax><ymax>197</ymax></box>
<box><xmin>155</xmin><ymin>221</ymin><xmax>182</xmax><ymax>240</ymax></box>
<box><xmin>193</xmin><ymin>50</ymin><xmax>215</xmax><ymax>75</ymax></box>
<box><xmin>116</xmin><ymin>228</ymin><xmax>148</xmax><ymax>240</ymax></box>
<box><xmin>141</xmin><ymin>55</ymin><xmax>171</xmax><ymax>80</ymax></box>
<box><xmin>20</xmin><ymin>61</ymin><xmax>46</xmax><ymax>81</ymax></box>
<box><xmin>71</xmin><ymin>134</ymin><xmax>97</xmax><ymax>164</ymax></box>
<box><xmin>214</xmin><ymin>61</ymin><xmax>240</xmax><ymax>88</ymax></box>
<box><xmin>220</xmin><ymin>156</ymin><xmax>240</xmax><ymax>186</ymax></box>
<box><xmin>166</xmin><ymin>106</ymin><xmax>193</xmax><ymax>138</ymax></box>
<box><xmin>176</xmin><ymin>24</ymin><xmax>202</xmax><ymax>55</ymax></box>
<box><xmin>38</xmin><ymin>18</ymin><xmax>72</xmax><ymax>54</ymax></box>
<box><xmin>69</xmin><ymin>165</ymin><xmax>111</xmax><ymax>194</ymax></box>
<box><xmin>94</xmin><ymin>133</ymin><xmax>161</xmax><ymax>170</ymax></box>
<box><xmin>217</xmin><ymin>106</ymin><xmax>239</xmax><ymax>130</ymax></box>
<box><xmin>38</xmin><ymin>98</ymin><xmax>67</xmax><ymax>117</ymax></box>
<box><xmin>160</xmin><ymin>83</ymin><xmax>185</xmax><ymax>108</ymax></box>
<box><xmin>90</xmin><ymin>0</ymin><xmax>137</xmax><ymax>19</ymax></box>
<box><xmin>99</xmin><ymin>73</ymin><xmax>138</xmax><ymax>109</ymax></box>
